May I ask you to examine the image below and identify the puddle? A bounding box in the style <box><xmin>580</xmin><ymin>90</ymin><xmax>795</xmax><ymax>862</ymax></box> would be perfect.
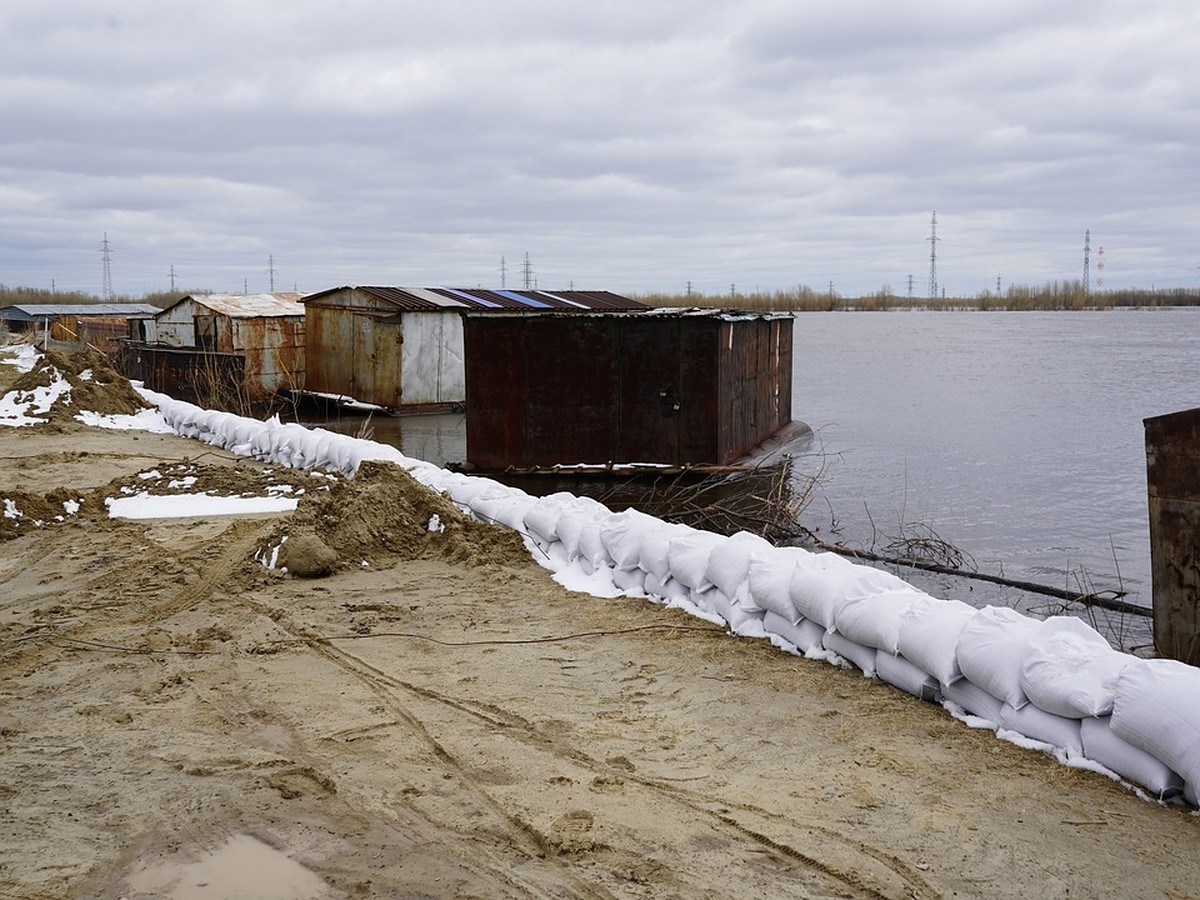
<box><xmin>125</xmin><ymin>833</ymin><xmax>337</xmax><ymax>899</ymax></box>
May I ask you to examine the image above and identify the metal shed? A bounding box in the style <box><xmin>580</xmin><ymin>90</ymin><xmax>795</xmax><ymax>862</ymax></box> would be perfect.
<box><xmin>462</xmin><ymin>308</ymin><xmax>794</xmax><ymax>470</ymax></box>
<box><xmin>119</xmin><ymin>292</ymin><xmax>305</xmax><ymax>406</ymax></box>
<box><xmin>301</xmin><ymin>286</ymin><xmax>647</xmax><ymax>411</ymax></box>
<box><xmin>1</xmin><ymin>303</ymin><xmax>161</xmax><ymax>348</ymax></box>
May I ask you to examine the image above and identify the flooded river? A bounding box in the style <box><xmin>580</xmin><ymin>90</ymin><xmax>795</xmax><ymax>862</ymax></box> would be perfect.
<box><xmin>307</xmin><ymin>307</ymin><xmax>1200</xmax><ymax>647</ymax></box>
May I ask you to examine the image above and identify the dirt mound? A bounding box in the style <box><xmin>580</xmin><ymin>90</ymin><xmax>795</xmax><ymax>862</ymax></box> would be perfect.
<box><xmin>0</xmin><ymin>487</ymin><xmax>92</xmax><ymax>540</ymax></box>
<box><xmin>11</xmin><ymin>348</ymin><xmax>148</xmax><ymax>422</ymax></box>
<box><xmin>273</xmin><ymin>460</ymin><xmax>531</xmax><ymax>573</ymax></box>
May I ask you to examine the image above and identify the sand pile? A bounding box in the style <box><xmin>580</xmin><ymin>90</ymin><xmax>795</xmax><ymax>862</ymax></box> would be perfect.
<box><xmin>271</xmin><ymin>460</ymin><xmax>532</xmax><ymax>576</ymax></box>
<box><xmin>10</xmin><ymin>348</ymin><xmax>148</xmax><ymax>423</ymax></box>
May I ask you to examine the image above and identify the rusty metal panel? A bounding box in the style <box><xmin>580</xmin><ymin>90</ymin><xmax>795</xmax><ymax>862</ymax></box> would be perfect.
<box><xmin>524</xmin><ymin>317</ymin><xmax>620</xmax><ymax>466</ymax></box>
<box><xmin>115</xmin><ymin>345</ymin><xmax>244</xmax><ymax>408</ymax></box>
<box><xmin>231</xmin><ymin>316</ymin><xmax>305</xmax><ymax>395</ymax></box>
<box><xmin>304</xmin><ymin>303</ymin><xmax>356</xmax><ymax>397</ymax></box>
<box><xmin>618</xmin><ymin>316</ymin><xmax>683</xmax><ymax>463</ymax></box>
<box><xmin>463</xmin><ymin>312</ymin><xmax>794</xmax><ymax>469</ymax></box>
<box><xmin>1145</xmin><ymin>407</ymin><xmax>1200</xmax><ymax>665</ymax></box>
<box><xmin>464</xmin><ymin>316</ymin><xmax>529</xmax><ymax>469</ymax></box>
<box><xmin>154</xmin><ymin>297</ymin><xmax>199</xmax><ymax>347</ymax></box>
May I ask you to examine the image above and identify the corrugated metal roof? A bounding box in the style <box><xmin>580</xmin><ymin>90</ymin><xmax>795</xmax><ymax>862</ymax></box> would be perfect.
<box><xmin>461</xmin><ymin>307</ymin><xmax>795</xmax><ymax>322</ymax></box>
<box><xmin>171</xmin><ymin>293</ymin><xmax>305</xmax><ymax>318</ymax></box>
<box><xmin>1</xmin><ymin>303</ymin><xmax>161</xmax><ymax>318</ymax></box>
<box><xmin>302</xmin><ymin>285</ymin><xmax>647</xmax><ymax>312</ymax></box>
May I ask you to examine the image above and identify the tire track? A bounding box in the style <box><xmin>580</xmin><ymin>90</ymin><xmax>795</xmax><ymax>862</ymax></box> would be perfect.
<box><xmin>249</xmin><ymin>598</ymin><xmax>936</xmax><ymax>899</ymax></box>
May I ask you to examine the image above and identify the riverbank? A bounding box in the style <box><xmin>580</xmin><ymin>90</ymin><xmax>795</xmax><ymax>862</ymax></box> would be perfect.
<box><xmin>2</xmin><ymin>348</ymin><xmax>1200</xmax><ymax>898</ymax></box>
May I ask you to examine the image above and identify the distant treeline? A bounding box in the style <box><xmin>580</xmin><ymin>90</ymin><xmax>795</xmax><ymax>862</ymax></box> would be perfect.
<box><xmin>4</xmin><ymin>281</ymin><xmax>1200</xmax><ymax>313</ymax></box>
<box><xmin>637</xmin><ymin>281</ymin><xmax>1200</xmax><ymax>312</ymax></box>
<box><xmin>0</xmin><ymin>285</ymin><xmax>180</xmax><ymax>309</ymax></box>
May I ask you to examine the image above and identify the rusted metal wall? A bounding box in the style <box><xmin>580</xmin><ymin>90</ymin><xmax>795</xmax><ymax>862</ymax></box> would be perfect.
<box><xmin>464</xmin><ymin>313</ymin><xmax>794</xmax><ymax>469</ymax></box>
<box><xmin>304</xmin><ymin>289</ymin><xmax>404</xmax><ymax>407</ymax></box>
<box><xmin>1145</xmin><ymin>407</ymin><xmax>1200</xmax><ymax>665</ymax></box>
<box><xmin>152</xmin><ymin>297</ymin><xmax>200</xmax><ymax>347</ymax></box>
<box><xmin>230</xmin><ymin>316</ymin><xmax>305</xmax><ymax>394</ymax></box>
<box><xmin>717</xmin><ymin>316</ymin><xmax>793</xmax><ymax>462</ymax></box>
<box><xmin>115</xmin><ymin>345</ymin><xmax>245</xmax><ymax>408</ymax></box>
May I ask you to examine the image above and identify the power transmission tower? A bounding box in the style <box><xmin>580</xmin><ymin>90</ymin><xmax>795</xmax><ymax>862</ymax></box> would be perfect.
<box><xmin>1096</xmin><ymin>246</ymin><xmax>1105</xmax><ymax>291</ymax></box>
<box><xmin>99</xmin><ymin>233</ymin><xmax>114</xmax><ymax>300</ymax></box>
<box><xmin>927</xmin><ymin>212</ymin><xmax>939</xmax><ymax>301</ymax></box>
<box><xmin>1083</xmin><ymin>229</ymin><xmax>1091</xmax><ymax>296</ymax></box>
<box><xmin>267</xmin><ymin>254</ymin><xmax>276</xmax><ymax>292</ymax></box>
<box><xmin>169</xmin><ymin>265</ymin><xmax>177</xmax><ymax>292</ymax></box>
<box><xmin>907</xmin><ymin>274</ymin><xmax>914</xmax><ymax>298</ymax></box>
<box><xmin>997</xmin><ymin>273</ymin><xmax>1002</xmax><ymax>294</ymax></box>
<box><xmin>522</xmin><ymin>252</ymin><xmax>533</xmax><ymax>290</ymax></box>
<box><xmin>499</xmin><ymin>256</ymin><xmax>507</xmax><ymax>288</ymax></box>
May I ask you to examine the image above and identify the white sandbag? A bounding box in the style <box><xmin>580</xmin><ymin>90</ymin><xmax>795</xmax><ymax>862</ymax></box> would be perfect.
<box><xmin>668</xmin><ymin>529</ymin><xmax>726</xmax><ymax>591</ymax></box>
<box><xmin>1080</xmin><ymin>715</ymin><xmax>1184</xmax><ymax>800</ymax></box>
<box><xmin>1110</xmin><ymin>657</ymin><xmax>1200</xmax><ymax>792</ymax></box>
<box><xmin>894</xmin><ymin>596</ymin><xmax>978</xmax><ymax>686</ymax></box>
<box><xmin>643</xmin><ymin>571</ymin><xmax>690</xmax><ymax>603</ymax></box>
<box><xmin>705</xmin><ymin>531</ymin><xmax>774</xmax><ymax>598</ymax></box>
<box><xmin>998</xmin><ymin>702</ymin><xmax>1084</xmax><ymax>755</ymax></box>
<box><xmin>705</xmin><ymin>587</ymin><xmax>765</xmax><ymax>632</ymax></box>
<box><xmin>1019</xmin><ymin>616</ymin><xmax>1133</xmax><ymax>718</ymax></box>
<box><xmin>875</xmin><ymin>651</ymin><xmax>938</xmax><ymax>702</ymax></box>
<box><xmin>940</xmin><ymin>678</ymin><xmax>1004</xmax><ymax>725</ymax></box>
<box><xmin>833</xmin><ymin>586</ymin><xmax>931</xmax><ymax>654</ymax></box>
<box><xmin>445</xmin><ymin>475</ymin><xmax>507</xmax><ymax>508</ymax></box>
<box><xmin>468</xmin><ymin>487</ymin><xmax>536</xmax><ymax>531</ymax></box>
<box><xmin>522</xmin><ymin>492</ymin><xmax>578</xmax><ymax>545</ymax></box>
<box><xmin>955</xmin><ymin>606</ymin><xmax>1041</xmax><ymax>709</ymax></box>
<box><xmin>611</xmin><ymin>566</ymin><xmax>647</xmax><ymax>593</ymax></box>
<box><xmin>555</xmin><ymin>500</ymin><xmax>611</xmax><ymax>558</ymax></box>
<box><xmin>746</xmin><ymin>547</ymin><xmax>810</xmax><ymax>622</ymax></box>
<box><xmin>638</xmin><ymin>521</ymin><xmax>691</xmax><ymax>581</ymax></box>
<box><xmin>788</xmin><ymin>552</ymin><xmax>857</xmax><ymax>629</ymax></box>
<box><xmin>572</xmin><ymin>521</ymin><xmax>609</xmax><ymax>575</ymax></box>
<box><xmin>762</xmin><ymin>610</ymin><xmax>826</xmax><ymax>654</ymax></box>
<box><xmin>822</xmin><ymin>630</ymin><xmax>878</xmax><ymax>677</ymax></box>
<box><xmin>598</xmin><ymin>508</ymin><xmax>663</xmax><ymax>570</ymax></box>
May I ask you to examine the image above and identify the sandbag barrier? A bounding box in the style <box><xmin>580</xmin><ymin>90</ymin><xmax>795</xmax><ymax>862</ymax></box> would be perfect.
<box><xmin>145</xmin><ymin>389</ymin><xmax>1200</xmax><ymax>809</ymax></box>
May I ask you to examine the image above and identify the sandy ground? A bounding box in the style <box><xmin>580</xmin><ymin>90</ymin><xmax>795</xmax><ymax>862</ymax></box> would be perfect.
<box><xmin>3</xmin><ymin>398</ymin><xmax>1200</xmax><ymax>898</ymax></box>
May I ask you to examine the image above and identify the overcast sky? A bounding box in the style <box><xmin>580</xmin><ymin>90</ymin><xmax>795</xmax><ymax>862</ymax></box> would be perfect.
<box><xmin>2</xmin><ymin>1</ymin><xmax>1198</xmax><ymax>299</ymax></box>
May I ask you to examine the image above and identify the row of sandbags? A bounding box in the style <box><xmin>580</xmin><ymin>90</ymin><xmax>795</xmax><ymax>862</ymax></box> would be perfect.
<box><xmin>145</xmin><ymin>389</ymin><xmax>1200</xmax><ymax>807</ymax></box>
<box><xmin>457</xmin><ymin>486</ymin><xmax>1200</xmax><ymax>806</ymax></box>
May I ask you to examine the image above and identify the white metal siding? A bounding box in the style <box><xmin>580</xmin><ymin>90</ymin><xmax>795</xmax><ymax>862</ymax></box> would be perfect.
<box><xmin>400</xmin><ymin>312</ymin><xmax>465</xmax><ymax>404</ymax></box>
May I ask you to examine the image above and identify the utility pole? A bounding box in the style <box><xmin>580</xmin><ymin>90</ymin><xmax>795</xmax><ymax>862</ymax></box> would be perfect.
<box><xmin>99</xmin><ymin>233</ymin><xmax>114</xmax><ymax>300</ymax></box>
<box><xmin>1083</xmin><ymin>229</ymin><xmax>1091</xmax><ymax>296</ymax></box>
<box><xmin>927</xmin><ymin>212</ymin><xmax>939</xmax><ymax>301</ymax></box>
